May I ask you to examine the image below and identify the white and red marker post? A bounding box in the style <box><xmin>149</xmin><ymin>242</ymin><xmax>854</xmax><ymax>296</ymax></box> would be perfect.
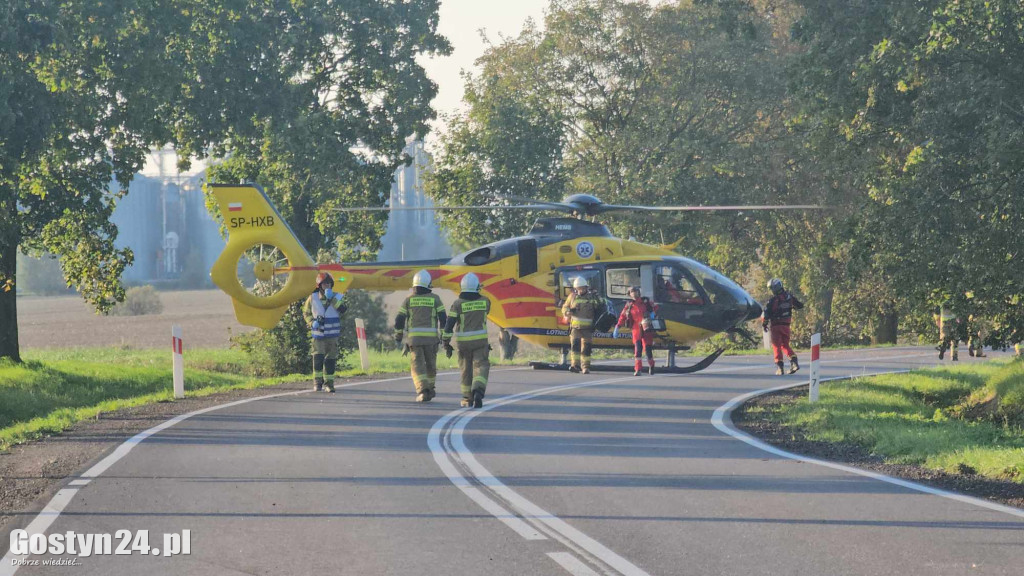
<box><xmin>355</xmin><ymin>318</ymin><xmax>371</xmax><ymax>372</ymax></box>
<box><xmin>171</xmin><ymin>325</ymin><xmax>185</xmax><ymax>399</ymax></box>
<box><xmin>809</xmin><ymin>332</ymin><xmax>821</xmax><ymax>402</ymax></box>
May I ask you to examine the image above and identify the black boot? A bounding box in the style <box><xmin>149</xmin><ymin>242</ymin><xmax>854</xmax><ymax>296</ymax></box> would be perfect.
<box><xmin>775</xmin><ymin>361</ymin><xmax>785</xmax><ymax>376</ymax></box>
<box><xmin>314</xmin><ymin>377</ymin><xmax>324</xmax><ymax>392</ymax></box>
<box><xmin>472</xmin><ymin>389</ymin><xmax>484</xmax><ymax>409</ymax></box>
<box><xmin>788</xmin><ymin>356</ymin><xmax>800</xmax><ymax>374</ymax></box>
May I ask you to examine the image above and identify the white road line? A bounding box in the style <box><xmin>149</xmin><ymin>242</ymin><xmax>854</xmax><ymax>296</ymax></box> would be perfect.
<box><xmin>548</xmin><ymin>552</ymin><xmax>601</xmax><ymax>576</ymax></box>
<box><xmin>426</xmin><ymin>349</ymin><xmax>954</xmax><ymax>576</ymax></box>
<box><xmin>0</xmin><ymin>372</ymin><xmax>453</xmax><ymax>574</ymax></box>
<box><xmin>431</xmin><ymin>375</ymin><xmax>653</xmax><ymax>576</ymax></box>
<box><xmin>428</xmin><ymin>410</ymin><xmax>546</xmax><ymax>540</ymax></box>
<box><xmin>712</xmin><ymin>371</ymin><xmax>1024</xmax><ymax>519</ymax></box>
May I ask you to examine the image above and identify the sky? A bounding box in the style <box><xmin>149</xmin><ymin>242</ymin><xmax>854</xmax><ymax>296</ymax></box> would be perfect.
<box><xmin>143</xmin><ymin>1</ymin><xmax>551</xmax><ymax>176</ymax></box>
<box><xmin>419</xmin><ymin>0</ymin><xmax>551</xmax><ymax>140</ymax></box>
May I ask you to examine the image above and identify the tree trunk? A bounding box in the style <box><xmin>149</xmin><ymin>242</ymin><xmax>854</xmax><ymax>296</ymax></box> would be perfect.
<box><xmin>871</xmin><ymin>309</ymin><xmax>899</xmax><ymax>345</ymax></box>
<box><xmin>0</xmin><ymin>220</ymin><xmax>20</xmax><ymax>362</ymax></box>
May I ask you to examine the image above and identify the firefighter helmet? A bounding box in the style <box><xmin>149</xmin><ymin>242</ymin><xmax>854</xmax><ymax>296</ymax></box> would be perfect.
<box><xmin>573</xmin><ymin>276</ymin><xmax>589</xmax><ymax>289</ymax></box>
<box><xmin>412</xmin><ymin>270</ymin><xmax>432</xmax><ymax>289</ymax></box>
<box><xmin>461</xmin><ymin>273</ymin><xmax>481</xmax><ymax>293</ymax></box>
<box><xmin>316</xmin><ymin>272</ymin><xmax>334</xmax><ymax>290</ymax></box>
<box><xmin>768</xmin><ymin>278</ymin><xmax>784</xmax><ymax>295</ymax></box>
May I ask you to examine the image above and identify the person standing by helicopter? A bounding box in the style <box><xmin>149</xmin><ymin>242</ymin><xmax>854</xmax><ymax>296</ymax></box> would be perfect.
<box><xmin>394</xmin><ymin>270</ymin><xmax>447</xmax><ymax>402</ymax></box>
<box><xmin>614</xmin><ymin>286</ymin><xmax>658</xmax><ymax>376</ymax></box>
<box><xmin>304</xmin><ymin>272</ymin><xmax>348</xmax><ymax>392</ymax></box>
<box><xmin>762</xmin><ymin>278</ymin><xmax>803</xmax><ymax>375</ymax></box>
<box><xmin>562</xmin><ymin>276</ymin><xmax>604</xmax><ymax>374</ymax></box>
<box><xmin>442</xmin><ymin>273</ymin><xmax>491</xmax><ymax>408</ymax></box>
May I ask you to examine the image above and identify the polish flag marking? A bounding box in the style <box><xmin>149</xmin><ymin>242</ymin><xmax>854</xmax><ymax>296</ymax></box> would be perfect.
<box><xmin>228</xmin><ymin>203</ymin><xmax>242</xmax><ymax>212</ymax></box>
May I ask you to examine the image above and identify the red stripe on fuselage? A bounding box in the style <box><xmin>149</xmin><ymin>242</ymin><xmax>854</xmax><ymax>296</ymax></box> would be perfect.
<box><xmin>502</xmin><ymin>301</ymin><xmax>555</xmax><ymax>319</ymax></box>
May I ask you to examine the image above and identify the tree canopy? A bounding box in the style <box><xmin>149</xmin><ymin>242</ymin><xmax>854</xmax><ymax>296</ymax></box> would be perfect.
<box><xmin>427</xmin><ymin>0</ymin><xmax>1023</xmax><ymax>347</ymax></box>
<box><xmin>0</xmin><ymin>0</ymin><xmax>448</xmax><ymax>361</ymax></box>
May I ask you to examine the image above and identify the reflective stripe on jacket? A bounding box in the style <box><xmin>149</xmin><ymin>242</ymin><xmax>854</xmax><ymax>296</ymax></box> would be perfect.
<box><xmin>398</xmin><ymin>293</ymin><xmax>446</xmax><ymax>345</ymax></box>
<box><xmin>309</xmin><ymin>294</ymin><xmax>344</xmax><ymax>339</ymax></box>
<box><xmin>562</xmin><ymin>292</ymin><xmax>603</xmax><ymax>330</ymax></box>
<box><xmin>446</xmin><ymin>296</ymin><xmax>491</xmax><ymax>344</ymax></box>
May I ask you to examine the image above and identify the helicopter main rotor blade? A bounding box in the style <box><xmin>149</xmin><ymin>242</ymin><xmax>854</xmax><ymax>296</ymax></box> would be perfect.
<box><xmin>595</xmin><ymin>204</ymin><xmax>826</xmax><ymax>213</ymax></box>
<box><xmin>332</xmin><ymin>204</ymin><xmax>555</xmax><ymax>213</ymax></box>
<box><xmin>495</xmin><ymin>194</ymin><xmax>578</xmax><ymax>211</ymax></box>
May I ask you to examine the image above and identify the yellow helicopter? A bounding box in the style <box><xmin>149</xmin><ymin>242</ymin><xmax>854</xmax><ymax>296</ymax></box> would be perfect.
<box><xmin>208</xmin><ymin>183</ymin><xmax>819</xmax><ymax>372</ymax></box>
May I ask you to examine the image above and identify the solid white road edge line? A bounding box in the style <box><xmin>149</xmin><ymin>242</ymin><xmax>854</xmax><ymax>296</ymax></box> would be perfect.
<box><xmin>428</xmin><ymin>349</ymin><xmax>941</xmax><ymax>576</ymax></box>
<box><xmin>711</xmin><ymin>371</ymin><xmax>1024</xmax><ymax>519</ymax></box>
<box><xmin>0</xmin><ymin>371</ymin><xmax>471</xmax><ymax>574</ymax></box>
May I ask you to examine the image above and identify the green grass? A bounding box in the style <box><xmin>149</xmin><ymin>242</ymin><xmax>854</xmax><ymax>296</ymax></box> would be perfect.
<box><xmin>0</xmin><ymin>345</ymin><xmax>540</xmax><ymax>452</ymax></box>
<box><xmin>748</xmin><ymin>359</ymin><xmax>1024</xmax><ymax>483</ymax></box>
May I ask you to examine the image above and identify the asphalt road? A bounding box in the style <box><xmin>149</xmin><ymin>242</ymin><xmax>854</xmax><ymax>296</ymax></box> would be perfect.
<box><xmin>4</xmin><ymin>349</ymin><xmax>1022</xmax><ymax>575</ymax></box>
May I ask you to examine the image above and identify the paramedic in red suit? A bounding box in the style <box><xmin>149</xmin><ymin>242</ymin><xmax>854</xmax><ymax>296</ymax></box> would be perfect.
<box><xmin>615</xmin><ymin>286</ymin><xmax>658</xmax><ymax>376</ymax></box>
<box><xmin>762</xmin><ymin>278</ymin><xmax>804</xmax><ymax>375</ymax></box>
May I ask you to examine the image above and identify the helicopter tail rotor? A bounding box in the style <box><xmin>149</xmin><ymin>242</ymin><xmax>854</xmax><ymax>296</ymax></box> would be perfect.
<box><xmin>207</xmin><ymin>184</ymin><xmax>335</xmax><ymax>329</ymax></box>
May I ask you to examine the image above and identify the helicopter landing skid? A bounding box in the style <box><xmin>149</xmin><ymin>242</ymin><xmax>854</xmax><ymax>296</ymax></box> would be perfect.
<box><xmin>529</xmin><ymin>348</ymin><xmax>726</xmax><ymax>375</ymax></box>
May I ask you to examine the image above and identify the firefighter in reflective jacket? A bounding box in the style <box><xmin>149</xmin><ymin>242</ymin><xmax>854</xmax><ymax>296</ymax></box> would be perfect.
<box><xmin>562</xmin><ymin>276</ymin><xmax>604</xmax><ymax>374</ymax></box>
<box><xmin>762</xmin><ymin>278</ymin><xmax>803</xmax><ymax>375</ymax></box>
<box><xmin>304</xmin><ymin>272</ymin><xmax>348</xmax><ymax>392</ymax></box>
<box><xmin>394</xmin><ymin>270</ymin><xmax>447</xmax><ymax>402</ymax></box>
<box><xmin>442</xmin><ymin>273</ymin><xmax>491</xmax><ymax>408</ymax></box>
<box><xmin>614</xmin><ymin>286</ymin><xmax>658</xmax><ymax>376</ymax></box>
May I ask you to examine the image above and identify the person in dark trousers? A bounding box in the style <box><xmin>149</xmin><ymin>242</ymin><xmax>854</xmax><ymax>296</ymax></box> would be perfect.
<box><xmin>614</xmin><ymin>286</ymin><xmax>658</xmax><ymax>376</ymax></box>
<box><xmin>303</xmin><ymin>272</ymin><xmax>348</xmax><ymax>392</ymax></box>
<box><xmin>762</xmin><ymin>278</ymin><xmax>803</xmax><ymax>375</ymax></box>
<box><xmin>394</xmin><ymin>270</ymin><xmax>447</xmax><ymax>402</ymax></box>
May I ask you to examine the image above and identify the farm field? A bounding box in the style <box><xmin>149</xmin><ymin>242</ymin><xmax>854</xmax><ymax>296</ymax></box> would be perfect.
<box><xmin>17</xmin><ymin>290</ymin><xmax>253</xmax><ymax>350</ymax></box>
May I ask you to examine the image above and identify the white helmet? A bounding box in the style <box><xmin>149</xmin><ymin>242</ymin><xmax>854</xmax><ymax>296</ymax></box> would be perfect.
<box><xmin>412</xmin><ymin>270</ymin><xmax>432</xmax><ymax>289</ymax></box>
<box><xmin>573</xmin><ymin>276</ymin><xmax>589</xmax><ymax>289</ymax></box>
<box><xmin>461</xmin><ymin>273</ymin><xmax>481</xmax><ymax>293</ymax></box>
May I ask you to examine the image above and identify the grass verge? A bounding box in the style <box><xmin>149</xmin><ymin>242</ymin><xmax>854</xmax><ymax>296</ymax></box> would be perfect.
<box><xmin>743</xmin><ymin>358</ymin><xmax>1024</xmax><ymax>483</ymax></box>
<box><xmin>0</xmin><ymin>345</ymin><xmax>537</xmax><ymax>452</ymax></box>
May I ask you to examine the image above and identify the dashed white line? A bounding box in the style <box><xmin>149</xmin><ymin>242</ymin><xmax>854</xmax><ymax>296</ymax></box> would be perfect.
<box><xmin>548</xmin><ymin>551</ymin><xmax>602</xmax><ymax>576</ymax></box>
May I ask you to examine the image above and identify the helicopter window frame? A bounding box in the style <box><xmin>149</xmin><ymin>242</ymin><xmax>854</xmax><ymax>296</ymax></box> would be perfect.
<box><xmin>557</xmin><ymin>269</ymin><xmax>603</xmax><ymax>303</ymax></box>
<box><xmin>605</xmin><ymin>267</ymin><xmax>641</xmax><ymax>300</ymax></box>
<box><xmin>654</xmin><ymin>265</ymin><xmax>706</xmax><ymax>306</ymax></box>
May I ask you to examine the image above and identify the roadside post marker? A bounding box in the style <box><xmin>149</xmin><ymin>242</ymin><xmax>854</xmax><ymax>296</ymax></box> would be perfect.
<box><xmin>809</xmin><ymin>332</ymin><xmax>821</xmax><ymax>402</ymax></box>
<box><xmin>355</xmin><ymin>318</ymin><xmax>371</xmax><ymax>372</ymax></box>
<box><xmin>172</xmin><ymin>325</ymin><xmax>185</xmax><ymax>399</ymax></box>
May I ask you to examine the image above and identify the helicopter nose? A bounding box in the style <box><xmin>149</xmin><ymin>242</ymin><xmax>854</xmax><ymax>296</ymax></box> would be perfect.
<box><xmin>745</xmin><ymin>298</ymin><xmax>762</xmax><ymax>322</ymax></box>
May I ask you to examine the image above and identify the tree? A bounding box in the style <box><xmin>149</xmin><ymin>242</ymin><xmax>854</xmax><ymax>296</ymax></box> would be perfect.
<box><xmin>0</xmin><ymin>0</ymin><xmax>449</xmax><ymax>362</ymax></box>
<box><xmin>791</xmin><ymin>0</ymin><xmax>1024</xmax><ymax>341</ymax></box>
<box><xmin>428</xmin><ymin>0</ymin><xmax>782</xmax><ymax>249</ymax></box>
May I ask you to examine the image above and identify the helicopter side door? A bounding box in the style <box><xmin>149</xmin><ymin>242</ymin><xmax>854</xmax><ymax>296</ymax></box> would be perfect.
<box><xmin>554</xmin><ymin>267</ymin><xmax>604</xmax><ymax>328</ymax></box>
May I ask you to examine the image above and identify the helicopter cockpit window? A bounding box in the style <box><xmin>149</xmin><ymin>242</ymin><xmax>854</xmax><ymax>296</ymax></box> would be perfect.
<box><xmin>559</xmin><ymin>270</ymin><xmax>602</xmax><ymax>301</ymax></box>
<box><xmin>605</xmin><ymin>267</ymin><xmax>640</xmax><ymax>299</ymax></box>
<box><xmin>655</xmin><ymin>265</ymin><xmax>704</xmax><ymax>305</ymax></box>
<box><xmin>685</xmin><ymin>262</ymin><xmax>741</xmax><ymax>306</ymax></box>
<box><xmin>463</xmin><ymin>247</ymin><xmax>493</xmax><ymax>266</ymax></box>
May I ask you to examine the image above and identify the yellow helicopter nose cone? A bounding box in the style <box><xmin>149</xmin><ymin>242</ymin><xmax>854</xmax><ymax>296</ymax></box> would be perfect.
<box><xmin>253</xmin><ymin>260</ymin><xmax>275</xmax><ymax>282</ymax></box>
